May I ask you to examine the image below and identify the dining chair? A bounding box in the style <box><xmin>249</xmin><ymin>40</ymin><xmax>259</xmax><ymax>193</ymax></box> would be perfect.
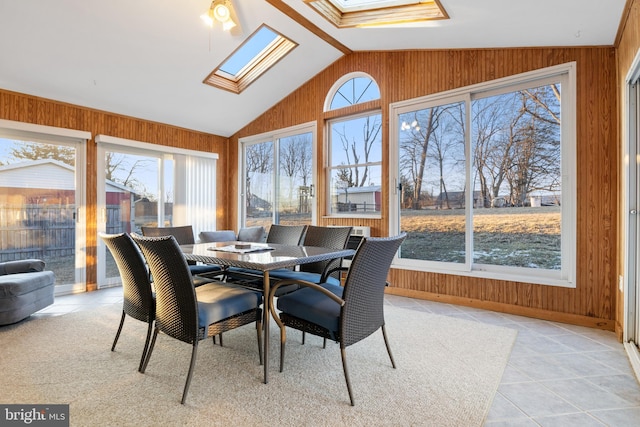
<box><xmin>141</xmin><ymin>225</ymin><xmax>223</xmax><ymax>282</ymax></box>
<box><xmin>270</xmin><ymin>225</ymin><xmax>353</xmax><ymax>284</ymax></box>
<box><xmin>237</xmin><ymin>226</ymin><xmax>266</xmax><ymax>242</ymax></box>
<box><xmin>265</xmin><ymin>224</ymin><xmax>307</xmax><ymax>245</ymax></box>
<box><xmin>99</xmin><ymin>232</ymin><xmax>155</xmax><ymax>373</ymax></box>
<box><xmin>268</xmin><ymin>233</ymin><xmax>407</xmax><ymax>406</ymax></box>
<box><xmin>198</xmin><ymin>226</ymin><xmax>265</xmax><ymax>243</ymax></box>
<box><xmin>131</xmin><ymin>233</ymin><xmax>263</xmax><ymax>404</ymax></box>
<box><xmin>198</xmin><ymin>230</ymin><xmax>237</xmax><ymax>243</ymax></box>
<box><xmin>223</xmin><ymin>224</ymin><xmax>308</xmax><ymax>289</ymax></box>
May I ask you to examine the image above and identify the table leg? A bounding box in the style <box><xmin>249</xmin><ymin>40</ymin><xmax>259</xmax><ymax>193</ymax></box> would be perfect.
<box><xmin>262</xmin><ymin>270</ymin><xmax>270</xmax><ymax>384</ymax></box>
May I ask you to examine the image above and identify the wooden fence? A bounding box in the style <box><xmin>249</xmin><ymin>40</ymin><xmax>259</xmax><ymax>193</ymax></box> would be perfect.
<box><xmin>0</xmin><ymin>205</ymin><xmax>125</xmax><ymax>262</ymax></box>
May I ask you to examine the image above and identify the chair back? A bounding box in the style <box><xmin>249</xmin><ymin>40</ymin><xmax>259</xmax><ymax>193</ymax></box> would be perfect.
<box><xmin>301</xmin><ymin>225</ymin><xmax>352</xmax><ymax>275</ymax></box>
<box><xmin>198</xmin><ymin>230</ymin><xmax>237</xmax><ymax>243</ymax></box>
<box><xmin>266</xmin><ymin>224</ymin><xmax>307</xmax><ymax>245</ymax></box>
<box><xmin>100</xmin><ymin>232</ymin><xmax>154</xmax><ymax>323</ymax></box>
<box><xmin>237</xmin><ymin>226</ymin><xmax>266</xmax><ymax>242</ymax></box>
<box><xmin>341</xmin><ymin>233</ymin><xmax>406</xmax><ymax>347</ymax></box>
<box><xmin>141</xmin><ymin>225</ymin><xmax>195</xmax><ymax>245</ymax></box>
<box><xmin>131</xmin><ymin>234</ymin><xmax>199</xmax><ymax>345</ymax></box>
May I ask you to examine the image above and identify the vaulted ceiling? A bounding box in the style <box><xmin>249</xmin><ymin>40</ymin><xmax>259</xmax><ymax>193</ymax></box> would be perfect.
<box><xmin>0</xmin><ymin>0</ymin><xmax>627</xmax><ymax>137</ymax></box>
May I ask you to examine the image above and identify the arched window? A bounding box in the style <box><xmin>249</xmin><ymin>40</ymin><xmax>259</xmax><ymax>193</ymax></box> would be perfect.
<box><xmin>325</xmin><ymin>72</ymin><xmax>380</xmax><ymax>111</ymax></box>
<box><xmin>325</xmin><ymin>73</ymin><xmax>382</xmax><ymax>217</ymax></box>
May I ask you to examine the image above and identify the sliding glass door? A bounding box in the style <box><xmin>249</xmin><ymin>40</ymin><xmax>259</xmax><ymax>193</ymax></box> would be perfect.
<box><xmin>96</xmin><ymin>136</ymin><xmax>217</xmax><ymax>288</ymax></box>
<box><xmin>98</xmin><ymin>149</ymin><xmax>172</xmax><ymax>286</ymax></box>
<box><xmin>0</xmin><ymin>133</ymin><xmax>86</xmax><ymax>293</ymax></box>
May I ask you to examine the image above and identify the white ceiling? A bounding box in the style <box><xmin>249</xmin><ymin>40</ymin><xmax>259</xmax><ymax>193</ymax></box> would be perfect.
<box><xmin>0</xmin><ymin>0</ymin><xmax>627</xmax><ymax>137</ymax></box>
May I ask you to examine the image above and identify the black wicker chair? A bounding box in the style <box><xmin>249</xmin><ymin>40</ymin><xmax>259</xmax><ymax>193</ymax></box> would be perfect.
<box><xmin>269</xmin><ymin>225</ymin><xmax>353</xmax><ymax>285</ymax></box>
<box><xmin>99</xmin><ymin>232</ymin><xmax>155</xmax><ymax>373</ymax></box>
<box><xmin>141</xmin><ymin>225</ymin><xmax>223</xmax><ymax>282</ymax></box>
<box><xmin>268</xmin><ymin>233</ymin><xmax>407</xmax><ymax>406</ymax></box>
<box><xmin>131</xmin><ymin>233</ymin><xmax>263</xmax><ymax>404</ymax></box>
<box><xmin>237</xmin><ymin>226</ymin><xmax>266</xmax><ymax>242</ymax></box>
<box><xmin>265</xmin><ymin>224</ymin><xmax>307</xmax><ymax>245</ymax></box>
<box><xmin>224</xmin><ymin>224</ymin><xmax>308</xmax><ymax>289</ymax></box>
<box><xmin>198</xmin><ymin>229</ymin><xmax>237</xmax><ymax>243</ymax></box>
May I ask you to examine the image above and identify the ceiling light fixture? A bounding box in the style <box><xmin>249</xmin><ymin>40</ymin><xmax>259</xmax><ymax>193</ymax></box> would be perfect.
<box><xmin>200</xmin><ymin>0</ymin><xmax>242</xmax><ymax>35</ymax></box>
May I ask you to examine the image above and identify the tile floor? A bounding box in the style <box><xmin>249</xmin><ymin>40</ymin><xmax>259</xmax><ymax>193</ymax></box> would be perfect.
<box><xmin>31</xmin><ymin>287</ymin><xmax>640</xmax><ymax>426</ymax></box>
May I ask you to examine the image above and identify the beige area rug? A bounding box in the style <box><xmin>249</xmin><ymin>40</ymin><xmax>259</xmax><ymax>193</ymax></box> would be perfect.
<box><xmin>0</xmin><ymin>303</ymin><xmax>516</xmax><ymax>427</ymax></box>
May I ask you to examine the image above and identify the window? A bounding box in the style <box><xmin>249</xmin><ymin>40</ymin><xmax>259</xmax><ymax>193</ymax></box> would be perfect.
<box><xmin>240</xmin><ymin>123</ymin><xmax>316</xmax><ymax>228</ymax></box>
<box><xmin>204</xmin><ymin>25</ymin><xmax>297</xmax><ymax>94</ymax></box>
<box><xmin>0</xmin><ymin>119</ymin><xmax>89</xmax><ymax>294</ymax></box>
<box><xmin>96</xmin><ymin>135</ymin><xmax>218</xmax><ymax>288</ymax></box>
<box><xmin>390</xmin><ymin>63</ymin><xmax>576</xmax><ymax>287</ymax></box>
<box><xmin>306</xmin><ymin>0</ymin><xmax>448</xmax><ymax>28</ymax></box>
<box><xmin>326</xmin><ymin>73</ymin><xmax>382</xmax><ymax>217</ymax></box>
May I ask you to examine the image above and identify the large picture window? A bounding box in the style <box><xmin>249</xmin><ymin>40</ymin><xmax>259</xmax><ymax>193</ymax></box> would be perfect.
<box><xmin>240</xmin><ymin>123</ymin><xmax>316</xmax><ymax>228</ymax></box>
<box><xmin>390</xmin><ymin>63</ymin><xmax>576</xmax><ymax>287</ymax></box>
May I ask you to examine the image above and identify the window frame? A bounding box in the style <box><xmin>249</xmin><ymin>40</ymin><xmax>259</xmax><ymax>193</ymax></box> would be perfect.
<box><xmin>203</xmin><ymin>24</ymin><xmax>297</xmax><ymax>94</ymax></box>
<box><xmin>325</xmin><ymin>110</ymin><xmax>383</xmax><ymax>218</ymax></box>
<box><xmin>389</xmin><ymin>62</ymin><xmax>577</xmax><ymax>288</ymax></box>
<box><xmin>238</xmin><ymin>121</ymin><xmax>317</xmax><ymax>227</ymax></box>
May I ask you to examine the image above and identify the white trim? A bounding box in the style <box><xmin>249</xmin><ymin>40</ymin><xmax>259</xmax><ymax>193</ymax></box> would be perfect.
<box><xmin>623</xmin><ymin>48</ymin><xmax>640</xmax><ymax>344</ymax></box>
<box><xmin>624</xmin><ymin>342</ymin><xmax>640</xmax><ymax>383</ymax></box>
<box><xmin>0</xmin><ymin>118</ymin><xmax>91</xmax><ymax>142</ymax></box>
<box><xmin>95</xmin><ymin>134</ymin><xmax>219</xmax><ymax>159</ymax></box>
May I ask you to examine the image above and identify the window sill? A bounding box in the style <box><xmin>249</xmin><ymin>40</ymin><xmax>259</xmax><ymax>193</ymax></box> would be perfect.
<box><xmin>323</xmin><ymin>214</ymin><xmax>382</xmax><ymax>220</ymax></box>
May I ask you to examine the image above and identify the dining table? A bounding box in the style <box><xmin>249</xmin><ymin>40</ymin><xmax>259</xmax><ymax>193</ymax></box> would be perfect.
<box><xmin>180</xmin><ymin>241</ymin><xmax>355</xmax><ymax>384</ymax></box>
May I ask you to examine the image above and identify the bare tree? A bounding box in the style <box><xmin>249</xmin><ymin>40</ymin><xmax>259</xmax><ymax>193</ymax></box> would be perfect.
<box><xmin>245</xmin><ymin>142</ymin><xmax>273</xmax><ymax>213</ymax></box>
<box><xmin>335</xmin><ymin>114</ymin><xmax>382</xmax><ymax>188</ymax></box>
<box><xmin>399</xmin><ymin>106</ymin><xmax>448</xmax><ymax>209</ymax></box>
<box><xmin>8</xmin><ymin>141</ymin><xmax>75</xmax><ymax>166</ymax></box>
<box><xmin>279</xmin><ymin>135</ymin><xmax>312</xmax><ymax>211</ymax></box>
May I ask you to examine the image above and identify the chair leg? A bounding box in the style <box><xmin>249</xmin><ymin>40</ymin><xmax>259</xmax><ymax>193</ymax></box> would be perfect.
<box><xmin>138</xmin><ymin>320</ymin><xmax>154</xmax><ymax>373</ymax></box>
<box><xmin>279</xmin><ymin>325</ymin><xmax>287</xmax><ymax>372</ymax></box>
<box><xmin>340</xmin><ymin>346</ymin><xmax>355</xmax><ymax>406</ymax></box>
<box><xmin>181</xmin><ymin>342</ymin><xmax>199</xmax><ymax>405</ymax></box>
<box><xmin>323</xmin><ymin>338</ymin><xmax>327</xmax><ymax>349</ymax></box>
<box><xmin>302</xmin><ymin>331</ymin><xmax>305</xmax><ymax>345</ymax></box>
<box><xmin>111</xmin><ymin>311</ymin><xmax>126</xmax><ymax>351</ymax></box>
<box><xmin>140</xmin><ymin>328</ymin><xmax>159</xmax><ymax>373</ymax></box>
<box><xmin>256</xmin><ymin>319</ymin><xmax>263</xmax><ymax>365</ymax></box>
<box><xmin>212</xmin><ymin>333</ymin><xmax>223</xmax><ymax>346</ymax></box>
<box><xmin>381</xmin><ymin>324</ymin><xmax>396</xmax><ymax>369</ymax></box>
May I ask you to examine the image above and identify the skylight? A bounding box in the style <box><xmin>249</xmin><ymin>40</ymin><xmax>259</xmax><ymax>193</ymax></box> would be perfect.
<box><xmin>204</xmin><ymin>25</ymin><xmax>297</xmax><ymax>94</ymax></box>
<box><xmin>305</xmin><ymin>0</ymin><xmax>448</xmax><ymax>28</ymax></box>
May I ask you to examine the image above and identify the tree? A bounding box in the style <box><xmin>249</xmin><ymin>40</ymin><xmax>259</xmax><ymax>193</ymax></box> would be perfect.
<box><xmin>279</xmin><ymin>135</ymin><xmax>312</xmax><ymax>212</ymax></box>
<box><xmin>104</xmin><ymin>152</ymin><xmax>154</xmax><ymax>199</ymax></box>
<box><xmin>471</xmin><ymin>85</ymin><xmax>561</xmax><ymax>207</ymax></box>
<box><xmin>399</xmin><ymin>106</ymin><xmax>451</xmax><ymax>209</ymax></box>
<box><xmin>245</xmin><ymin>142</ymin><xmax>273</xmax><ymax>213</ymax></box>
<box><xmin>335</xmin><ymin>114</ymin><xmax>381</xmax><ymax>187</ymax></box>
<box><xmin>8</xmin><ymin>141</ymin><xmax>75</xmax><ymax>166</ymax></box>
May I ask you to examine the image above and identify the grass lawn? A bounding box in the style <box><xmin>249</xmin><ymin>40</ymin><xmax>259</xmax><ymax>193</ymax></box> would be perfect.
<box><xmin>400</xmin><ymin>206</ymin><xmax>561</xmax><ymax>269</ymax></box>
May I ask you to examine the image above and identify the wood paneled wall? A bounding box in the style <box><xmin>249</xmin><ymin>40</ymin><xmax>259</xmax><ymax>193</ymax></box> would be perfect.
<box><xmin>0</xmin><ymin>89</ymin><xmax>228</xmax><ymax>291</ymax></box>
<box><xmin>231</xmin><ymin>47</ymin><xmax>618</xmax><ymax>330</ymax></box>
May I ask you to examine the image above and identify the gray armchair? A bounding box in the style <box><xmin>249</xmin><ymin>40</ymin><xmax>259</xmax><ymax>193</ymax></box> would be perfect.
<box><xmin>0</xmin><ymin>259</ymin><xmax>55</xmax><ymax>325</ymax></box>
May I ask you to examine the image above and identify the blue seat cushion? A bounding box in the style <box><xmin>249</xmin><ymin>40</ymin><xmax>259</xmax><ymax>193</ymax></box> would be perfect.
<box><xmin>195</xmin><ymin>283</ymin><xmax>261</xmax><ymax>328</ymax></box>
<box><xmin>276</xmin><ymin>282</ymin><xmax>344</xmax><ymax>334</ymax></box>
<box><xmin>189</xmin><ymin>264</ymin><xmax>222</xmax><ymax>275</ymax></box>
<box><xmin>267</xmin><ymin>269</ymin><xmax>341</xmax><ymax>286</ymax></box>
